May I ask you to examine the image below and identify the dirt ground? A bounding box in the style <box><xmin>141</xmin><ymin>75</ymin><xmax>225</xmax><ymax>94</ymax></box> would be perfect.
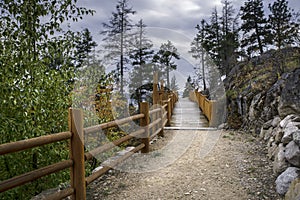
<box><xmin>86</xmin><ymin>130</ymin><xmax>282</xmax><ymax>200</ymax></box>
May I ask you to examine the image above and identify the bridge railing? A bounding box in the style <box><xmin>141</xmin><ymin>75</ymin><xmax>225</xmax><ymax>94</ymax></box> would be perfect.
<box><xmin>189</xmin><ymin>90</ymin><xmax>219</xmax><ymax>127</ymax></box>
<box><xmin>0</xmin><ymin>92</ymin><xmax>177</xmax><ymax>200</ymax></box>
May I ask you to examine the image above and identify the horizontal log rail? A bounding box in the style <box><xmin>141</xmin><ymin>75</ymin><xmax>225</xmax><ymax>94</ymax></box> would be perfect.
<box><xmin>0</xmin><ymin>77</ymin><xmax>178</xmax><ymax>200</ymax></box>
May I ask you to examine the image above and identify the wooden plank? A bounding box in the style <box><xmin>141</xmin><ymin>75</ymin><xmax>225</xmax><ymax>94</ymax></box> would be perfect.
<box><xmin>139</xmin><ymin>102</ymin><xmax>150</xmax><ymax>153</ymax></box>
<box><xmin>84</xmin><ymin>128</ymin><xmax>145</xmax><ymax>161</ymax></box>
<box><xmin>0</xmin><ymin>131</ymin><xmax>72</xmax><ymax>155</ymax></box>
<box><xmin>85</xmin><ymin>143</ymin><xmax>145</xmax><ymax>185</ymax></box>
<box><xmin>84</xmin><ymin>114</ymin><xmax>144</xmax><ymax>134</ymax></box>
<box><xmin>69</xmin><ymin>108</ymin><xmax>86</xmax><ymax>200</ymax></box>
<box><xmin>44</xmin><ymin>187</ymin><xmax>75</xmax><ymax>200</ymax></box>
<box><xmin>0</xmin><ymin>160</ymin><xmax>73</xmax><ymax>193</ymax></box>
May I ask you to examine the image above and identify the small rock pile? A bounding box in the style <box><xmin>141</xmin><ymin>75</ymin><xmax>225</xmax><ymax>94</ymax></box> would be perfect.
<box><xmin>260</xmin><ymin>114</ymin><xmax>300</xmax><ymax>199</ymax></box>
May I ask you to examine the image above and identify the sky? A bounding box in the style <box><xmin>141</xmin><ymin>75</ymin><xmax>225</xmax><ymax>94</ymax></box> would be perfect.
<box><xmin>73</xmin><ymin>0</ymin><xmax>300</xmax><ymax>92</ymax></box>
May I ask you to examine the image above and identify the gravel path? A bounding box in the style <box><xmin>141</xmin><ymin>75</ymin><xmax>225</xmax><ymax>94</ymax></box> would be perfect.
<box><xmin>87</xmin><ymin>130</ymin><xmax>282</xmax><ymax>200</ymax></box>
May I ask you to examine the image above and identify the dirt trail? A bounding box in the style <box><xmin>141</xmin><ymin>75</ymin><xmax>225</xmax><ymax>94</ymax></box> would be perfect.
<box><xmin>87</xmin><ymin>130</ymin><xmax>282</xmax><ymax>200</ymax></box>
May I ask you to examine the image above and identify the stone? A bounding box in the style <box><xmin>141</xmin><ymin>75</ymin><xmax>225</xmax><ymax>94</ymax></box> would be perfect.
<box><xmin>278</xmin><ymin>68</ymin><xmax>300</xmax><ymax>118</ymax></box>
<box><xmin>293</xmin><ymin>131</ymin><xmax>300</xmax><ymax>146</ymax></box>
<box><xmin>264</xmin><ymin>127</ymin><xmax>274</xmax><ymax>141</ymax></box>
<box><xmin>285</xmin><ymin>141</ymin><xmax>300</xmax><ymax>167</ymax></box>
<box><xmin>273</xmin><ymin>143</ymin><xmax>289</xmax><ymax>175</ymax></box>
<box><xmin>249</xmin><ymin>93</ymin><xmax>262</xmax><ymax>121</ymax></box>
<box><xmin>282</xmin><ymin>125</ymin><xmax>299</xmax><ymax>145</ymax></box>
<box><xmin>263</xmin><ymin>119</ymin><xmax>273</xmax><ymax>129</ymax></box>
<box><xmin>271</xmin><ymin>116</ymin><xmax>282</xmax><ymax>127</ymax></box>
<box><xmin>276</xmin><ymin>167</ymin><xmax>300</xmax><ymax>195</ymax></box>
<box><xmin>268</xmin><ymin>143</ymin><xmax>278</xmax><ymax>160</ymax></box>
<box><xmin>274</xmin><ymin>127</ymin><xmax>284</xmax><ymax>144</ymax></box>
<box><xmin>280</xmin><ymin>115</ymin><xmax>299</xmax><ymax>128</ymax></box>
<box><xmin>285</xmin><ymin>178</ymin><xmax>300</xmax><ymax>200</ymax></box>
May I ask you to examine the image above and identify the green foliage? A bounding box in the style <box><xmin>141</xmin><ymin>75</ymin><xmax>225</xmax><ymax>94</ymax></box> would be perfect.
<box><xmin>152</xmin><ymin>40</ymin><xmax>180</xmax><ymax>89</ymax></box>
<box><xmin>0</xmin><ymin>0</ymin><xmax>93</xmax><ymax>199</ymax></box>
<box><xmin>240</xmin><ymin>0</ymin><xmax>271</xmax><ymax>56</ymax></box>
<box><xmin>170</xmin><ymin>76</ymin><xmax>179</xmax><ymax>91</ymax></box>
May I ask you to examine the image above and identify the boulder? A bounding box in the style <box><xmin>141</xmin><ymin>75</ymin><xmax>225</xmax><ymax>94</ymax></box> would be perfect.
<box><xmin>278</xmin><ymin>68</ymin><xmax>300</xmax><ymax>118</ymax></box>
<box><xmin>280</xmin><ymin>115</ymin><xmax>300</xmax><ymax>128</ymax></box>
<box><xmin>268</xmin><ymin>143</ymin><xmax>278</xmax><ymax>160</ymax></box>
<box><xmin>293</xmin><ymin>131</ymin><xmax>300</xmax><ymax>146</ymax></box>
<box><xmin>276</xmin><ymin>167</ymin><xmax>300</xmax><ymax>195</ymax></box>
<box><xmin>249</xmin><ymin>93</ymin><xmax>262</xmax><ymax>121</ymax></box>
<box><xmin>273</xmin><ymin>144</ymin><xmax>289</xmax><ymax>175</ymax></box>
<box><xmin>285</xmin><ymin>141</ymin><xmax>300</xmax><ymax>167</ymax></box>
<box><xmin>264</xmin><ymin>127</ymin><xmax>274</xmax><ymax>141</ymax></box>
<box><xmin>282</xmin><ymin>124</ymin><xmax>299</xmax><ymax>145</ymax></box>
<box><xmin>274</xmin><ymin>127</ymin><xmax>284</xmax><ymax>144</ymax></box>
<box><xmin>271</xmin><ymin>116</ymin><xmax>282</xmax><ymax>127</ymax></box>
<box><xmin>285</xmin><ymin>178</ymin><xmax>300</xmax><ymax>200</ymax></box>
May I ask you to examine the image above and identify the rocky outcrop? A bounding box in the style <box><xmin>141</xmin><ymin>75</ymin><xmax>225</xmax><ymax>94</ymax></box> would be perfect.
<box><xmin>225</xmin><ymin>47</ymin><xmax>300</xmax><ymax>198</ymax></box>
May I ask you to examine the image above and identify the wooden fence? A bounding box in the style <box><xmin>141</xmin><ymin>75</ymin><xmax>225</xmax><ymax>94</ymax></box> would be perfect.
<box><xmin>0</xmin><ymin>93</ymin><xmax>177</xmax><ymax>200</ymax></box>
<box><xmin>189</xmin><ymin>90</ymin><xmax>219</xmax><ymax>127</ymax></box>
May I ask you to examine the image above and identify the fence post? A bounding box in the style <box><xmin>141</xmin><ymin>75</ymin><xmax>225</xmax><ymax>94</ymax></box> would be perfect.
<box><xmin>167</xmin><ymin>99</ymin><xmax>171</xmax><ymax>126</ymax></box>
<box><xmin>68</xmin><ymin>108</ymin><xmax>86</xmax><ymax>200</ymax></box>
<box><xmin>153</xmin><ymin>72</ymin><xmax>159</xmax><ymax>105</ymax></box>
<box><xmin>140</xmin><ymin>102</ymin><xmax>150</xmax><ymax>153</ymax></box>
<box><xmin>158</xmin><ymin>105</ymin><xmax>164</xmax><ymax>137</ymax></box>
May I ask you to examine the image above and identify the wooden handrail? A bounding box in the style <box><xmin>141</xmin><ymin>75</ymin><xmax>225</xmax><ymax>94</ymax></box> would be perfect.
<box><xmin>0</xmin><ymin>131</ymin><xmax>72</xmax><ymax>155</ymax></box>
<box><xmin>84</xmin><ymin>114</ymin><xmax>145</xmax><ymax>134</ymax></box>
<box><xmin>0</xmin><ymin>160</ymin><xmax>73</xmax><ymax>193</ymax></box>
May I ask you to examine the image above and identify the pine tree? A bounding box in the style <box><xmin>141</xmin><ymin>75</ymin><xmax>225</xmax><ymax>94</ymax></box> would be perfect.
<box><xmin>101</xmin><ymin>0</ymin><xmax>136</xmax><ymax>95</ymax></box>
<box><xmin>240</xmin><ymin>0</ymin><xmax>271</xmax><ymax>56</ymax></box>
<box><xmin>128</xmin><ymin>19</ymin><xmax>154</xmax><ymax>98</ymax></box>
<box><xmin>170</xmin><ymin>75</ymin><xmax>179</xmax><ymax>91</ymax></box>
<box><xmin>219</xmin><ymin>0</ymin><xmax>239</xmax><ymax>76</ymax></box>
<box><xmin>152</xmin><ymin>40</ymin><xmax>180</xmax><ymax>89</ymax></box>
<box><xmin>269</xmin><ymin>0</ymin><xmax>297</xmax><ymax>49</ymax></box>
<box><xmin>190</xmin><ymin>20</ymin><xmax>207</xmax><ymax>91</ymax></box>
<box><xmin>75</xmin><ymin>28</ymin><xmax>97</xmax><ymax>68</ymax></box>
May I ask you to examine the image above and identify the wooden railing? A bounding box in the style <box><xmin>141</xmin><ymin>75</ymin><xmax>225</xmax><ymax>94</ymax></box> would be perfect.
<box><xmin>189</xmin><ymin>90</ymin><xmax>219</xmax><ymax>127</ymax></box>
<box><xmin>0</xmin><ymin>92</ymin><xmax>177</xmax><ymax>200</ymax></box>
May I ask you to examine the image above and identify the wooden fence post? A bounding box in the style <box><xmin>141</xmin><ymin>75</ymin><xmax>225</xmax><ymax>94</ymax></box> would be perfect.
<box><xmin>69</xmin><ymin>108</ymin><xmax>86</xmax><ymax>200</ymax></box>
<box><xmin>140</xmin><ymin>102</ymin><xmax>150</xmax><ymax>153</ymax></box>
<box><xmin>158</xmin><ymin>105</ymin><xmax>164</xmax><ymax>137</ymax></box>
<box><xmin>153</xmin><ymin>72</ymin><xmax>159</xmax><ymax>105</ymax></box>
<box><xmin>167</xmin><ymin>99</ymin><xmax>171</xmax><ymax>126</ymax></box>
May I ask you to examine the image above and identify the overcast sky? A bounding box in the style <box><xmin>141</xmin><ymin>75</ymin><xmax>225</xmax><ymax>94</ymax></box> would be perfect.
<box><xmin>73</xmin><ymin>0</ymin><xmax>300</xmax><ymax>91</ymax></box>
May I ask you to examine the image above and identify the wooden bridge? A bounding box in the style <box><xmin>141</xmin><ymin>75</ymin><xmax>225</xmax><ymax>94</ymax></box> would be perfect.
<box><xmin>0</xmin><ymin>86</ymin><xmax>221</xmax><ymax>199</ymax></box>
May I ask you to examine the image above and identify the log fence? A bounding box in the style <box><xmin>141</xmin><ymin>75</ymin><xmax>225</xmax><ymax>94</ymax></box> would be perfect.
<box><xmin>0</xmin><ymin>90</ymin><xmax>177</xmax><ymax>200</ymax></box>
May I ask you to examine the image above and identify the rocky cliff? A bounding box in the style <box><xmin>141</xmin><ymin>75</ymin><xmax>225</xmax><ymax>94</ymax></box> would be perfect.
<box><xmin>224</xmin><ymin>47</ymin><xmax>300</xmax><ymax>198</ymax></box>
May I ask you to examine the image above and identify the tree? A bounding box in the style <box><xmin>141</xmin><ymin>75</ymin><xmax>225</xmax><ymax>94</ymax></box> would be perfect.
<box><xmin>152</xmin><ymin>40</ymin><xmax>180</xmax><ymax>89</ymax></box>
<box><xmin>190</xmin><ymin>20</ymin><xmax>207</xmax><ymax>91</ymax></box>
<box><xmin>170</xmin><ymin>75</ymin><xmax>179</xmax><ymax>91</ymax></box>
<box><xmin>0</xmin><ymin>0</ymin><xmax>93</xmax><ymax>199</ymax></box>
<box><xmin>240</xmin><ymin>0</ymin><xmax>271</xmax><ymax>56</ymax></box>
<box><xmin>269</xmin><ymin>0</ymin><xmax>298</xmax><ymax>49</ymax></box>
<box><xmin>182</xmin><ymin>76</ymin><xmax>194</xmax><ymax>98</ymax></box>
<box><xmin>219</xmin><ymin>0</ymin><xmax>240</xmax><ymax>76</ymax></box>
<box><xmin>128</xmin><ymin>19</ymin><xmax>154</xmax><ymax>96</ymax></box>
<box><xmin>75</xmin><ymin>28</ymin><xmax>97</xmax><ymax>68</ymax></box>
<box><xmin>101</xmin><ymin>0</ymin><xmax>136</xmax><ymax>95</ymax></box>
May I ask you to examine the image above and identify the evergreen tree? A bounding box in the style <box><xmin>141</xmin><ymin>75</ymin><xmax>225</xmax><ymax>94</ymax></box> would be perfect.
<box><xmin>152</xmin><ymin>40</ymin><xmax>180</xmax><ymax>89</ymax></box>
<box><xmin>269</xmin><ymin>0</ymin><xmax>298</xmax><ymax>49</ymax></box>
<box><xmin>128</xmin><ymin>19</ymin><xmax>154</xmax><ymax>94</ymax></box>
<box><xmin>101</xmin><ymin>0</ymin><xmax>136</xmax><ymax>95</ymax></box>
<box><xmin>75</xmin><ymin>28</ymin><xmax>97</xmax><ymax>68</ymax></box>
<box><xmin>190</xmin><ymin>20</ymin><xmax>207</xmax><ymax>91</ymax></box>
<box><xmin>240</xmin><ymin>0</ymin><xmax>271</xmax><ymax>56</ymax></box>
<box><xmin>170</xmin><ymin>75</ymin><xmax>179</xmax><ymax>91</ymax></box>
<box><xmin>219</xmin><ymin>0</ymin><xmax>239</xmax><ymax>76</ymax></box>
<box><xmin>182</xmin><ymin>76</ymin><xmax>194</xmax><ymax>98</ymax></box>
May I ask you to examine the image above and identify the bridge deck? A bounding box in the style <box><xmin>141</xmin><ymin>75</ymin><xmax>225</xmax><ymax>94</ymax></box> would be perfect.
<box><xmin>169</xmin><ymin>97</ymin><xmax>209</xmax><ymax>128</ymax></box>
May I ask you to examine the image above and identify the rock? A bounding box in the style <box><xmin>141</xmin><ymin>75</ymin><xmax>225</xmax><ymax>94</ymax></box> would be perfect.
<box><xmin>274</xmin><ymin>127</ymin><xmax>284</xmax><ymax>144</ymax></box>
<box><xmin>273</xmin><ymin>144</ymin><xmax>289</xmax><ymax>175</ymax></box>
<box><xmin>276</xmin><ymin>167</ymin><xmax>300</xmax><ymax>195</ymax></box>
<box><xmin>271</xmin><ymin>116</ymin><xmax>282</xmax><ymax>127</ymax></box>
<box><xmin>278</xmin><ymin>68</ymin><xmax>300</xmax><ymax>118</ymax></box>
<box><xmin>268</xmin><ymin>143</ymin><xmax>278</xmax><ymax>160</ymax></box>
<box><xmin>263</xmin><ymin>119</ymin><xmax>273</xmax><ymax>129</ymax></box>
<box><xmin>293</xmin><ymin>131</ymin><xmax>300</xmax><ymax>146</ymax></box>
<box><xmin>249</xmin><ymin>93</ymin><xmax>262</xmax><ymax>121</ymax></box>
<box><xmin>280</xmin><ymin>115</ymin><xmax>300</xmax><ymax>128</ymax></box>
<box><xmin>285</xmin><ymin>178</ymin><xmax>300</xmax><ymax>200</ymax></box>
<box><xmin>282</xmin><ymin>124</ymin><xmax>299</xmax><ymax>145</ymax></box>
<box><xmin>285</xmin><ymin>141</ymin><xmax>300</xmax><ymax>167</ymax></box>
<box><xmin>264</xmin><ymin>127</ymin><xmax>274</xmax><ymax>141</ymax></box>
